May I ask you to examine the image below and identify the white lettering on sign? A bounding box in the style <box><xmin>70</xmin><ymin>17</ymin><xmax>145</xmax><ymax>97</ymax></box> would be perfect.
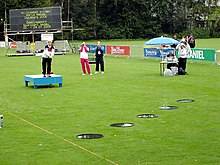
<box><xmin>145</xmin><ymin>50</ymin><xmax>157</xmax><ymax>55</ymax></box>
<box><xmin>41</xmin><ymin>33</ymin><xmax>54</xmax><ymax>41</ymax></box>
<box><xmin>110</xmin><ymin>46</ymin><xmax>125</xmax><ymax>54</ymax></box>
<box><xmin>189</xmin><ymin>50</ymin><xmax>204</xmax><ymax>59</ymax></box>
<box><xmin>90</xmin><ymin>46</ymin><xmax>96</xmax><ymax>51</ymax></box>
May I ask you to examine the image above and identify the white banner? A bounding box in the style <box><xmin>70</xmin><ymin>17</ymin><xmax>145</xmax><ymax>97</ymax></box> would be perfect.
<box><xmin>41</xmin><ymin>34</ymin><xmax>54</xmax><ymax>41</ymax></box>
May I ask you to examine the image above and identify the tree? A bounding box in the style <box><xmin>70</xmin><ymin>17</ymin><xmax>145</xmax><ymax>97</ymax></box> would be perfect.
<box><xmin>0</xmin><ymin>0</ymin><xmax>219</xmax><ymax>40</ymax></box>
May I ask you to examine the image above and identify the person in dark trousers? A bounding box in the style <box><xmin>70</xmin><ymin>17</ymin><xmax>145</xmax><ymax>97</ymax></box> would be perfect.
<box><xmin>95</xmin><ymin>41</ymin><xmax>104</xmax><ymax>74</ymax></box>
<box><xmin>176</xmin><ymin>43</ymin><xmax>187</xmax><ymax>74</ymax></box>
<box><xmin>42</xmin><ymin>40</ymin><xmax>55</xmax><ymax>77</ymax></box>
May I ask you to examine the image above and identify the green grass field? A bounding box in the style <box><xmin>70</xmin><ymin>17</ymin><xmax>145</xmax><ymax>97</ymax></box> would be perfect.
<box><xmin>0</xmin><ymin>39</ymin><xmax>220</xmax><ymax>165</ymax></box>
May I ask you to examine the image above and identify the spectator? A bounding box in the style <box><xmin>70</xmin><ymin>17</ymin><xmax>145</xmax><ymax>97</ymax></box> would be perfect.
<box><xmin>79</xmin><ymin>42</ymin><xmax>92</xmax><ymax>76</ymax></box>
<box><xmin>181</xmin><ymin>38</ymin><xmax>191</xmax><ymax>58</ymax></box>
<box><xmin>188</xmin><ymin>34</ymin><xmax>196</xmax><ymax>48</ymax></box>
<box><xmin>171</xmin><ymin>35</ymin><xmax>179</xmax><ymax>48</ymax></box>
<box><xmin>95</xmin><ymin>41</ymin><xmax>105</xmax><ymax>74</ymax></box>
<box><xmin>176</xmin><ymin>43</ymin><xmax>188</xmax><ymax>74</ymax></box>
<box><xmin>181</xmin><ymin>35</ymin><xmax>187</xmax><ymax>42</ymax></box>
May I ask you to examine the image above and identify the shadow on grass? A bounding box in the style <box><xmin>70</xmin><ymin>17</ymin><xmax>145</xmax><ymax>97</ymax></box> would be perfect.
<box><xmin>24</xmin><ymin>85</ymin><xmax>61</xmax><ymax>89</ymax></box>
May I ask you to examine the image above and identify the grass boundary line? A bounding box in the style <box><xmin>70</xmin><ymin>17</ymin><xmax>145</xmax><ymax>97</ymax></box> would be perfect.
<box><xmin>5</xmin><ymin>111</ymin><xmax>118</xmax><ymax>165</ymax></box>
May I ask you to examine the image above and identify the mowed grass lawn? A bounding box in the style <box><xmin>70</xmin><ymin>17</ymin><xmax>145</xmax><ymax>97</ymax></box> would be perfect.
<box><xmin>0</xmin><ymin>39</ymin><xmax>220</xmax><ymax>165</ymax></box>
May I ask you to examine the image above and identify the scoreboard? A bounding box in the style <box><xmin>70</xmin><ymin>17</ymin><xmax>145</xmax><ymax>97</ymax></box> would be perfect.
<box><xmin>9</xmin><ymin>7</ymin><xmax>62</xmax><ymax>31</ymax></box>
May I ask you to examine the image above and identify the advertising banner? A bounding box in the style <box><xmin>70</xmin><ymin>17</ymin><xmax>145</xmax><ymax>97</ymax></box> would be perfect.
<box><xmin>144</xmin><ymin>48</ymin><xmax>216</xmax><ymax>62</ymax></box>
<box><xmin>106</xmin><ymin>45</ymin><xmax>130</xmax><ymax>56</ymax></box>
<box><xmin>187</xmin><ymin>48</ymin><xmax>216</xmax><ymax>62</ymax></box>
<box><xmin>10</xmin><ymin>42</ymin><xmax>17</xmax><ymax>48</ymax></box>
<box><xmin>87</xmin><ymin>44</ymin><xmax>106</xmax><ymax>54</ymax></box>
<box><xmin>144</xmin><ymin>48</ymin><xmax>175</xmax><ymax>58</ymax></box>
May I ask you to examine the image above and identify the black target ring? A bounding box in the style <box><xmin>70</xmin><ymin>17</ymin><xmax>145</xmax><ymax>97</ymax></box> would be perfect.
<box><xmin>159</xmin><ymin>106</ymin><xmax>178</xmax><ymax>110</ymax></box>
<box><xmin>110</xmin><ymin>123</ymin><xmax>134</xmax><ymax>127</ymax></box>
<box><xmin>76</xmin><ymin>134</ymin><xmax>104</xmax><ymax>139</ymax></box>
<box><xmin>177</xmin><ymin>99</ymin><xmax>195</xmax><ymax>103</ymax></box>
<box><xmin>137</xmin><ymin>114</ymin><xmax>158</xmax><ymax>118</ymax></box>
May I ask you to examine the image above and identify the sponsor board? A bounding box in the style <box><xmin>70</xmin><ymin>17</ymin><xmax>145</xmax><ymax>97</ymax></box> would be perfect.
<box><xmin>106</xmin><ymin>45</ymin><xmax>130</xmax><ymax>56</ymax></box>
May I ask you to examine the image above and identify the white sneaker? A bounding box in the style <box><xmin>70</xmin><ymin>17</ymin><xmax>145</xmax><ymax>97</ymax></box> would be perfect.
<box><xmin>82</xmin><ymin>73</ymin><xmax>86</xmax><ymax>76</ymax></box>
<box><xmin>90</xmin><ymin>73</ymin><xmax>93</xmax><ymax>75</ymax></box>
<box><xmin>101</xmin><ymin>72</ymin><xmax>104</xmax><ymax>74</ymax></box>
<box><xmin>95</xmin><ymin>71</ymin><xmax>99</xmax><ymax>74</ymax></box>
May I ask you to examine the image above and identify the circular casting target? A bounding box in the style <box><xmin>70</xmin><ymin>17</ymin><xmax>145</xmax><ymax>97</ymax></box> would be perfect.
<box><xmin>177</xmin><ymin>99</ymin><xmax>195</xmax><ymax>103</ymax></box>
<box><xmin>159</xmin><ymin>106</ymin><xmax>178</xmax><ymax>110</ymax></box>
<box><xmin>137</xmin><ymin>114</ymin><xmax>158</xmax><ymax>118</ymax></box>
<box><xmin>76</xmin><ymin>134</ymin><xmax>104</xmax><ymax>139</ymax></box>
<box><xmin>110</xmin><ymin>123</ymin><xmax>134</xmax><ymax>127</ymax></box>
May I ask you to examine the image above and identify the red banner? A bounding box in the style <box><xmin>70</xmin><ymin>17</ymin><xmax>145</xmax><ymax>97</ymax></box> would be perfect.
<box><xmin>106</xmin><ymin>45</ymin><xmax>130</xmax><ymax>56</ymax></box>
<box><xmin>10</xmin><ymin>42</ymin><xmax>17</xmax><ymax>48</ymax></box>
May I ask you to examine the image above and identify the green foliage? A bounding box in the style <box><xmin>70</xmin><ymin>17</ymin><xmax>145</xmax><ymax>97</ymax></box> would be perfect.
<box><xmin>6</xmin><ymin>0</ymin><xmax>52</xmax><ymax>9</ymax></box>
<box><xmin>208</xmin><ymin>6</ymin><xmax>220</xmax><ymax>32</ymax></box>
<box><xmin>211</xmin><ymin>31</ymin><xmax>220</xmax><ymax>38</ymax></box>
<box><xmin>0</xmin><ymin>0</ymin><xmax>220</xmax><ymax>39</ymax></box>
<box><xmin>179</xmin><ymin>28</ymin><xmax>211</xmax><ymax>39</ymax></box>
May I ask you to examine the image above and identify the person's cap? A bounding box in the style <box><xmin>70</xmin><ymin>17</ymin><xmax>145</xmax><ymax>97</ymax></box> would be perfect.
<box><xmin>180</xmin><ymin>43</ymin><xmax>185</xmax><ymax>46</ymax></box>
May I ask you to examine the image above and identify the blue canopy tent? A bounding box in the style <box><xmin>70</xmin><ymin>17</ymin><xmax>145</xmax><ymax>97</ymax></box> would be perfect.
<box><xmin>144</xmin><ymin>37</ymin><xmax>180</xmax><ymax>59</ymax></box>
<box><xmin>144</xmin><ymin>36</ymin><xmax>180</xmax><ymax>46</ymax></box>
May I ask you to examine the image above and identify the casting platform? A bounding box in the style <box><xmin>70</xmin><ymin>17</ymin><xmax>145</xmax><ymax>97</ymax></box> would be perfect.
<box><xmin>24</xmin><ymin>74</ymin><xmax>62</xmax><ymax>89</ymax></box>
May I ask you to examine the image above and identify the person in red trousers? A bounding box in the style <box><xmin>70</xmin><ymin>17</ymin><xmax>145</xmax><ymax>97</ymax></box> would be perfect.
<box><xmin>79</xmin><ymin>42</ymin><xmax>92</xmax><ymax>76</ymax></box>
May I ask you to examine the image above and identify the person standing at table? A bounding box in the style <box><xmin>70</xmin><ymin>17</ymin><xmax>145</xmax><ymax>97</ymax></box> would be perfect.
<box><xmin>181</xmin><ymin>38</ymin><xmax>191</xmax><ymax>57</ymax></box>
<box><xmin>42</xmin><ymin>40</ymin><xmax>55</xmax><ymax>77</ymax></box>
<box><xmin>95</xmin><ymin>41</ymin><xmax>104</xmax><ymax>74</ymax></box>
<box><xmin>80</xmin><ymin>42</ymin><xmax>92</xmax><ymax>76</ymax></box>
<box><xmin>176</xmin><ymin>43</ymin><xmax>187</xmax><ymax>74</ymax></box>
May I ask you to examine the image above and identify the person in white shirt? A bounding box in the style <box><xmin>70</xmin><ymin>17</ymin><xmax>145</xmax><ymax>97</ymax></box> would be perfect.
<box><xmin>176</xmin><ymin>43</ymin><xmax>187</xmax><ymax>74</ymax></box>
<box><xmin>79</xmin><ymin>42</ymin><xmax>92</xmax><ymax>75</ymax></box>
<box><xmin>42</xmin><ymin>40</ymin><xmax>55</xmax><ymax>77</ymax></box>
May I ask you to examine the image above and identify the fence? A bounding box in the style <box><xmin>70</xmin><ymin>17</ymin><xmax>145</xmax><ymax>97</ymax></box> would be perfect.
<box><xmin>69</xmin><ymin>43</ymin><xmax>80</xmax><ymax>54</ymax></box>
<box><xmin>14</xmin><ymin>40</ymin><xmax>70</xmax><ymax>53</ymax></box>
<box><xmin>16</xmin><ymin>41</ymin><xmax>31</xmax><ymax>53</ymax></box>
<box><xmin>35</xmin><ymin>40</ymin><xmax>70</xmax><ymax>53</ymax></box>
<box><xmin>216</xmin><ymin>50</ymin><xmax>220</xmax><ymax>63</ymax></box>
<box><xmin>130</xmin><ymin>46</ymin><xmax>145</xmax><ymax>58</ymax></box>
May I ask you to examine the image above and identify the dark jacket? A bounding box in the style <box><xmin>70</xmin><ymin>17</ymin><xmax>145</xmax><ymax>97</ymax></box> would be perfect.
<box><xmin>95</xmin><ymin>46</ymin><xmax>104</xmax><ymax>58</ymax></box>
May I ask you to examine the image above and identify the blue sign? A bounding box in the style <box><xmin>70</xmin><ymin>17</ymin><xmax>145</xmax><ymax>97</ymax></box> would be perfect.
<box><xmin>87</xmin><ymin>44</ymin><xmax>106</xmax><ymax>54</ymax></box>
<box><xmin>144</xmin><ymin>48</ymin><xmax>160</xmax><ymax>58</ymax></box>
<box><xmin>144</xmin><ymin>48</ymin><xmax>175</xmax><ymax>58</ymax></box>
